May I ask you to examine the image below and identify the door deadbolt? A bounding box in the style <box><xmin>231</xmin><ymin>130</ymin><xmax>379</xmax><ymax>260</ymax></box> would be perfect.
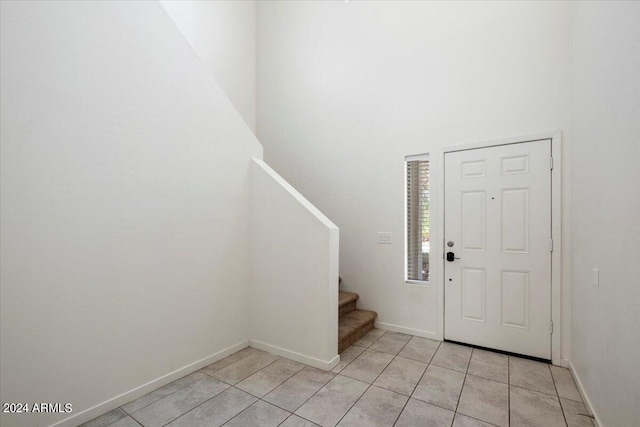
<box><xmin>446</xmin><ymin>252</ymin><xmax>460</xmax><ymax>262</ymax></box>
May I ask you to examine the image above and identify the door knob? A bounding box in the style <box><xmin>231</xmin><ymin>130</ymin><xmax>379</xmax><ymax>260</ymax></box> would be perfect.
<box><xmin>446</xmin><ymin>252</ymin><xmax>460</xmax><ymax>262</ymax></box>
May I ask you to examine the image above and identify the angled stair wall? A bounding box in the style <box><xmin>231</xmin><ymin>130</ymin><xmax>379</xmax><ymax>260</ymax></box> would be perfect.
<box><xmin>0</xmin><ymin>2</ymin><xmax>340</xmax><ymax>426</ymax></box>
<box><xmin>249</xmin><ymin>159</ymin><xmax>339</xmax><ymax>368</ymax></box>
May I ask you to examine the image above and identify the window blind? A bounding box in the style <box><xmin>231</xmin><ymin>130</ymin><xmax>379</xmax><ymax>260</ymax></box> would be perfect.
<box><xmin>406</xmin><ymin>159</ymin><xmax>430</xmax><ymax>281</ymax></box>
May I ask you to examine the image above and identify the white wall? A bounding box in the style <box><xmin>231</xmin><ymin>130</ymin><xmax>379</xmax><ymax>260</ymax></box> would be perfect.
<box><xmin>161</xmin><ymin>1</ymin><xmax>256</xmax><ymax>131</ymax></box>
<box><xmin>0</xmin><ymin>2</ymin><xmax>261</xmax><ymax>426</ymax></box>
<box><xmin>249</xmin><ymin>160</ymin><xmax>339</xmax><ymax>369</ymax></box>
<box><xmin>570</xmin><ymin>2</ymin><xmax>640</xmax><ymax>425</ymax></box>
<box><xmin>256</xmin><ymin>1</ymin><xmax>572</xmax><ymax>352</ymax></box>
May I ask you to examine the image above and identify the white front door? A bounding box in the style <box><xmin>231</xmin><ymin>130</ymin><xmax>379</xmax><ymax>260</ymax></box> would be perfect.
<box><xmin>444</xmin><ymin>140</ymin><xmax>552</xmax><ymax>359</ymax></box>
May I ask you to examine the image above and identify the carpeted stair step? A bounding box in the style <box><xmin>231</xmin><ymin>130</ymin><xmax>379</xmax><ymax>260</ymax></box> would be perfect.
<box><xmin>338</xmin><ymin>308</ymin><xmax>377</xmax><ymax>353</ymax></box>
<box><xmin>339</xmin><ymin>291</ymin><xmax>359</xmax><ymax>318</ymax></box>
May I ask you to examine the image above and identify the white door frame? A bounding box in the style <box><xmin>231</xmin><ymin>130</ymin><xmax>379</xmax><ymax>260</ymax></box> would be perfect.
<box><xmin>434</xmin><ymin>131</ymin><xmax>563</xmax><ymax>365</ymax></box>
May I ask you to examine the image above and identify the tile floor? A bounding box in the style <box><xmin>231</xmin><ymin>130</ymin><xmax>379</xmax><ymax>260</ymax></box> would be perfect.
<box><xmin>81</xmin><ymin>330</ymin><xmax>595</xmax><ymax>427</ymax></box>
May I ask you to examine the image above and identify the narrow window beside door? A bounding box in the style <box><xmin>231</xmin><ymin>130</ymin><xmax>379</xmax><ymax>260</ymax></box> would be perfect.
<box><xmin>406</xmin><ymin>155</ymin><xmax>430</xmax><ymax>282</ymax></box>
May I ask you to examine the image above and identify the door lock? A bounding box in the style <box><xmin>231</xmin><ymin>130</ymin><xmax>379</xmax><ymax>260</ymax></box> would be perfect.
<box><xmin>446</xmin><ymin>252</ymin><xmax>460</xmax><ymax>262</ymax></box>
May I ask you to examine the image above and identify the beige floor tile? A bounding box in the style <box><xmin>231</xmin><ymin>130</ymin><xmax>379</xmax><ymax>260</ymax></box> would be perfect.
<box><xmin>131</xmin><ymin>376</ymin><xmax>230</xmax><ymax>427</ymax></box>
<box><xmin>263</xmin><ymin>366</ymin><xmax>335</xmax><ymax>412</ymax></box>
<box><xmin>108</xmin><ymin>417</ymin><xmax>143</xmax><ymax>427</ymax></box>
<box><xmin>332</xmin><ymin>345</ymin><xmax>366</xmax><ymax>373</ymax></box>
<box><xmin>412</xmin><ymin>364</ymin><xmax>465</xmax><ymax>411</ymax></box>
<box><xmin>369</xmin><ymin>331</ymin><xmax>412</xmax><ymax>355</ymax></box>
<box><xmin>509</xmin><ymin>357</ymin><xmax>556</xmax><ymax>396</ymax></box>
<box><xmin>236</xmin><ymin>358</ymin><xmax>305</xmax><ymax>397</ymax></box>
<box><xmin>453</xmin><ymin>413</ymin><xmax>498</xmax><ymax>426</ymax></box>
<box><xmin>353</xmin><ymin>329</ymin><xmax>386</xmax><ymax>348</ymax></box>
<box><xmin>397</xmin><ymin>337</ymin><xmax>441</xmax><ymax>364</ymax></box>
<box><xmin>561</xmin><ymin>397</ymin><xmax>594</xmax><ymax>427</ymax></box>
<box><xmin>337</xmin><ymin>385</ymin><xmax>408</xmax><ymax>427</ymax></box>
<box><xmin>510</xmin><ymin>386</ymin><xmax>566</xmax><ymax>427</ymax></box>
<box><xmin>373</xmin><ymin>356</ymin><xmax>427</xmax><ymax>396</ymax></box>
<box><xmin>431</xmin><ymin>342</ymin><xmax>472</xmax><ymax>373</ymax></box>
<box><xmin>467</xmin><ymin>349</ymin><xmax>508</xmax><ymax>384</ymax></box>
<box><xmin>295</xmin><ymin>375</ymin><xmax>368</xmax><ymax>427</ymax></box>
<box><xmin>122</xmin><ymin>372</ymin><xmax>209</xmax><ymax>414</ymax></box>
<box><xmin>457</xmin><ymin>374</ymin><xmax>509</xmax><ymax>427</ymax></box>
<box><xmin>224</xmin><ymin>400</ymin><xmax>290</xmax><ymax>427</ymax></box>
<box><xmin>550</xmin><ymin>365</ymin><xmax>582</xmax><ymax>402</ymax></box>
<box><xmin>165</xmin><ymin>387</ymin><xmax>256</xmax><ymax>427</ymax></box>
<box><xmin>340</xmin><ymin>349</ymin><xmax>394</xmax><ymax>384</ymax></box>
<box><xmin>200</xmin><ymin>347</ymin><xmax>257</xmax><ymax>376</ymax></box>
<box><xmin>212</xmin><ymin>350</ymin><xmax>279</xmax><ymax>385</ymax></box>
<box><xmin>280</xmin><ymin>415</ymin><xmax>321</xmax><ymax>426</ymax></box>
<box><xmin>395</xmin><ymin>398</ymin><xmax>454</xmax><ymax>427</ymax></box>
<box><xmin>80</xmin><ymin>408</ymin><xmax>127</xmax><ymax>427</ymax></box>
<box><xmin>83</xmin><ymin>336</ymin><xmax>586</xmax><ymax>427</ymax></box>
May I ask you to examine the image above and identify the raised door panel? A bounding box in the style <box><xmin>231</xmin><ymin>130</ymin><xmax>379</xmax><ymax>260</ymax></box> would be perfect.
<box><xmin>461</xmin><ymin>191</ymin><xmax>486</xmax><ymax>251</ymax></box>
<box><xmin>501</xmin><ymin>188</ymin><xmax>530</xmax><ymax>253</ymax></box>
<box><xmin>461</xmin><ymin>268</ymin><xmax>486</xmax><ymax>322</ymax></box>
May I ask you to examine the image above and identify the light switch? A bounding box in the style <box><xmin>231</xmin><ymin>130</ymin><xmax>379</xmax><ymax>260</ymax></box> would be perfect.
<box><xmin>592</xmin><ymin>268</ymin><xmax>599</xmax><ymax>287</ymax></box>
<box><xmin>377</xmin><ymin>232</ymin><xmax>392</xmax><ymax>244</ymax></box>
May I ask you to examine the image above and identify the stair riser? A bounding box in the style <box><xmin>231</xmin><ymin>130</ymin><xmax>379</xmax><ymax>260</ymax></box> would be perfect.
<box><xmin>339</xmin><ymin>301</ymin><xmax>357</xmax><ymax>319</ymax></box>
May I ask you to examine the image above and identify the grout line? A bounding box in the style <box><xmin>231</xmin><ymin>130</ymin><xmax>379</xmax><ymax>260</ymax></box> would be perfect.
<box><xmin>333</xmin><ymin>381</ymin><xmax>373</xmax><ymax>426</ymax></box>
<box><xmin>121</xmin><ymin>371</ymin><xmax>214</xmax><ymax>416</ymax></box>
<box><xmin>508</xmin><ymin>355</ymin><xmax>511</xmax><ymax>426</ymax></box>
<box><xmin>331</xmin><ymin>328</ymin><xmax>388</xmax><ymax>374</ymax></box>
<box><xmin>156</xmin><ymin>385</ymin><xmax>234</xmax><ymax>427</ymax></box>
<box><xmin>331</xmin><ymin>345</ymin><xmax>366</xmax><ymax>374</ymax></box>
<box><xmin>409</xmin><ymin>340</ymin><xmax>442</xmax><ymax>397</ymax></box>
<box><xmin>277</xmin><ymin>413</ymin><xmax>295</xmax><ymax>427</ymax></box>
<box><xmin>296</xmin><ymin>374</ymin><xmax>365</xmax><ymax>426</ymax></box>
<box><xmin>452</xmin><ymin>345</ymin><xmax>473</xmax><ymax>418</ymax></box>
<box><xmin>425</xmin><ymin>340</ymin><xmax>442</xmax><ymax>365</ymax></box>
<box><xmin>280</xmin><ymin>410</ymin><xmax>320</xmax><ymax>426</ymax></box>
<box><xmin>264</xmin><ymin>368</ymin><xmax>335</xmax><ymax>419</ymax></box>
<box><xmin>394</xmin><ymin>341</ymin><xmax>473</xmax><ymax>419</ymax></box>
<box><xmin>154</xmin><ymin>357</ymin><xmax>283</xmax><ymax>427</ymax></box>
<box><xmin>357</xmin><ymin>328</ymin><xmax>387</xmax><ymax>348</ymax></box>
<box><xmin>228</xmin><ymin>357</ymin><xmax>282</xmax><ymax>386</ymax></box>
<box><xmin>455</xmin><ymin>413</ymin><xmax>501</xmax><ymax>426</ymax></box>
<box><xmin>276</xmin><ymin>412</ymin><xmax>322</xmax><ymax>427</ymax></box>
<box><xmin>99</xmin><ymin>414</ymin><xmax>146</xmax><ymax>427</ymax></box>
<box><xmin>453</xmin><ymin>348</ymin><xmax>471</xmax><ymax>415</ymax></box>
<box><xmin>402</xmin><ymin>394</ymin><xmax>459</xmax><ymax>415</ymax></box>
<box><xmin>235</xmin><ymin>361</ymin><xmax>306</xmax><ymax>400</ymax></box>
<box><xmin>383</xmin><ymin>337</ymin><xmax>419</xmax><ymax>426</ymax></box>
<box><xmin>383</xmin><ymin>338</ymin><xmax>428</xmax><ymax>426</ymax></box>
<box><xmin>392</xmin><ymin>400</ymin><xmax>410</xmax><ymax>427</ymax></box>
<box><xmin>219</xmin><ymin>396</ymin><xmax>259</xmax><ymax>426</ymax></box>
<box><xmin>549</xmin><ymin>363</ymin><xmax>570</xmax><ymax>427</ymax></box>
<box><xmin>199</xmin><ymin>347</ymin><xmax>259</xmax><ymax>377</ymax></box>
<box><xmin>333</xmin><ymin>345</ymin><xmax>398</xmax><ymax>426</ymax></box>
<box><xmin>509</xmin><ymin>384</ymin><xmax>565</xmax><ymax>399</ymax></box>
<box><xmin>336</xmin><ymin>347</ymin><xmax>395</xmax><ymax>385</ymax></box>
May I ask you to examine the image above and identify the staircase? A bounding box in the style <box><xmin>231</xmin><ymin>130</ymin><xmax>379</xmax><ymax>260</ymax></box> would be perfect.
<box><xmin>338</xmin><ymin>291</ymin><xmax>377</xmax><ymax>353</ymax></box>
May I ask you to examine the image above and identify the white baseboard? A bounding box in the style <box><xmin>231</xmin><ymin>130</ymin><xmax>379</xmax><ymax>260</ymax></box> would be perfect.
<box><xmin>569</xmin><ymin>361</ymin><xmax>601</xmax><ymax>427</ymax></box>
<box><xmin>556</xmin><ymin>358</ymin><xmax>571</xmax><ymax>368</ymax></box>
<box><xmin>249</xmin><ymin>339</ymin><xmax>340</xmax><ymax>371</ymax></box>
<box><xmin>50</xmin><ymin>340</ymin><xmax>250</xmax><ymax>427</ymax></box>
<box><xmin>375</xmin><ymin>322</ymin><xmax>441</xmax><ymax>341</ymax></box>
